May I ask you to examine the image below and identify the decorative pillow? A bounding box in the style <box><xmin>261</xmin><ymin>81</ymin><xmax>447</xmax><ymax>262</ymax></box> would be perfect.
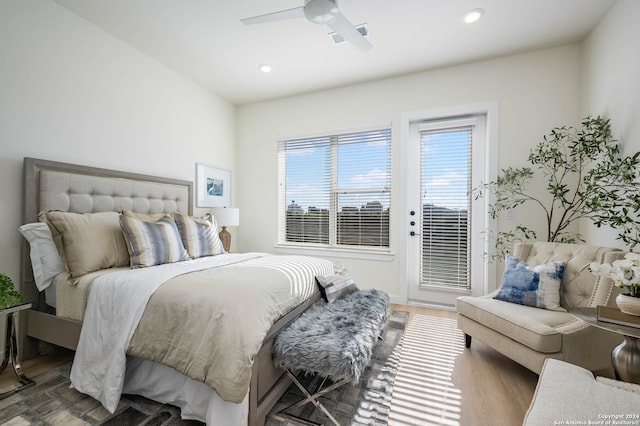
<box><xmin>120</xmin><ymin>214</ymin><xmax>190</xmax><ymax>268</ymax></box>
<box><xmin>121</xmin><ymin>211</ymin><xmax>173</xmax><ymax>221</ymax></box>
<box><xmin>316</xmin><ymin>266</ymin><xmax>358</xmax><ymax>303</ymax></box>
<box><xmin>18</xmin><ymin>222</ymin><xmax>66</xmax><ymax>291</ymax></box>
<box><xmin>173</xmin><ymin>212</ymin><xmax>225</xmax><ymax>258</ymax></box>
<box><xmin>41</xmin><ymin>211</ymin><xmax>130</xmax><ymax>280</ymax></box>
<box><xmin>494</xmin><ymin>254</ymin><xmax>566</xmax><ymax>311</ymax></box>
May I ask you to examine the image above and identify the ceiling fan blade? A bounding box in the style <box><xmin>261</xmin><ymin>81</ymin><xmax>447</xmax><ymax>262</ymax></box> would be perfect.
<box><xmin>241</xmin><ymin>7</ymin><xmax>305</xmax><ymax>25</ymax></box>
<box><xmin>327</xmin><ymin>12</ymin><xmax>373</xmax><ymax>51</ymax></box>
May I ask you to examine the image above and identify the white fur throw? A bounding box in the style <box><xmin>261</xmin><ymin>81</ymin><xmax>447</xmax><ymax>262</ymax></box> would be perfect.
<box><xmin>272</xmin><ymin>288</ymin><xmax>390</xmax><ymax>384</ymax></box>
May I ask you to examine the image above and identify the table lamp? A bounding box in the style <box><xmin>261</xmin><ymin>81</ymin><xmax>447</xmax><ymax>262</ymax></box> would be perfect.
<box><xmin>212</xmin><ymin>207</ymin><xmax>239</xmax><ymax>252</ymax></box>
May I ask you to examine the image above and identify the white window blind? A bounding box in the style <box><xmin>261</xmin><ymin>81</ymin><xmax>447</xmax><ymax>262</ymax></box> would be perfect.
<box><xmin>420</xmin><ymin>120</ymin><xmax>473</xmax><ymax>288</ymax></box>
<box><xmin>278</xmin><ymin>127</ymin><xmax>391</xmax><ymax>249</ymax></box>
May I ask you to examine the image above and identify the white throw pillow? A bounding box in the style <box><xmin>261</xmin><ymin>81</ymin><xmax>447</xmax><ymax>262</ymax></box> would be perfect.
<box><xmin>18</xmin><ymin>222</ymin><xmax>66</xmax><ymax>291</ymax></box>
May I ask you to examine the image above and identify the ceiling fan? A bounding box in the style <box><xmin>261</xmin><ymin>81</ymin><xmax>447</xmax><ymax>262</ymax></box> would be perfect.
<box><xmin>241</xmin><ymin>0</ymin><xmax>372</xmax><ymax>51</ymax></box>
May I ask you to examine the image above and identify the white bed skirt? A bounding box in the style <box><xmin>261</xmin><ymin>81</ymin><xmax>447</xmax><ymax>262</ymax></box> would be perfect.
<box><xmin>122</xmin><ymin>356</ymin><xmax>248</xmax><ymax>425</ymax></box>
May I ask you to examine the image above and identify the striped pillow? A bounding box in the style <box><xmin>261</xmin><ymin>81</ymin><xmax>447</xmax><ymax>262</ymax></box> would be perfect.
<box><xmin>120</xmin><ymin>214</ymin><xmax>190</xmax><ymax>268</ymax></box>
<box><xmin>316</xmin><ymin>266</ymin><xmax>358</xmax><ymax>303</ymax></box>
<box><xmin>174</xmin><ymin>213</ymin><xmax>225</xmax><ymax>258</ymax></box>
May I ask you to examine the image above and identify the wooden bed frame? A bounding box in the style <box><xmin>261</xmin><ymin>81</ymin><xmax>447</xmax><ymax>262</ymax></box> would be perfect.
<box><xmin>20</xmin><ymin>157</ymin><xmax>312</xmax><ymax>426</ymax></box>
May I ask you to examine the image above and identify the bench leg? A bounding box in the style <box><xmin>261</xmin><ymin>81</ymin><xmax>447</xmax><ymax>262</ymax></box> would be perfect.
<box><xmin>277</xmin><ymin>370</ymin><xmax>348</xmax><ymax>426</ymax></box>
<box><xmin>465</xmin><ymin>333</ymin><xmax>472</xmax><ymax>348</ymax></box>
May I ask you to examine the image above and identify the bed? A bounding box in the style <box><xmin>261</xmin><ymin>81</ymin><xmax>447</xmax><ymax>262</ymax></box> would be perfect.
<box><xmin>19</xmin><ymin>157</ymin><xmax>334</xmax><ymax>425</ymax></box>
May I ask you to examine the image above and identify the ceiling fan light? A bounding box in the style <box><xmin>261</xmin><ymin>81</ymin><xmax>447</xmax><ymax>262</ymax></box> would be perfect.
<box><xmin>304</xmin><ymin>0</ymin><xmax>339</xmax><ymax>24</ymax></box>
<box><xmin>463</xmin><ymin>8</ymin><xmax>484</xmax><ymax>24</ymax></box>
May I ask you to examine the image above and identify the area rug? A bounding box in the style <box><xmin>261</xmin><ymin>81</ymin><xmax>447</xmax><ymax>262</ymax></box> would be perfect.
<box><xmin>0</xmin><ymin>310</ymin><xmax>407</xmax><ymax>426</ymax></box>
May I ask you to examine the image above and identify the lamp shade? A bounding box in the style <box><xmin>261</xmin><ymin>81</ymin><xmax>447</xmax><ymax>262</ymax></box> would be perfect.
<box><xmin>212</xmin><ymin>207</ymin><xmax>239</xmax><ymax>227</ymax></box>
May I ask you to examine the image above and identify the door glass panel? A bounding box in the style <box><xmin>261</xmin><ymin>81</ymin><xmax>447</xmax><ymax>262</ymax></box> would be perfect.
<box><xmin>420</xmin><ymin>127</ymin><xmax>472</xmax><ymax>289</ymax></box>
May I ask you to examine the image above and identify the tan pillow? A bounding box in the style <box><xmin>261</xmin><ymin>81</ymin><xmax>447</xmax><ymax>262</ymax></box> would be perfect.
<box><xmin>41</xmin><ymin>211</ymin><xmax>130</xmax><ymax>280</ymax></box>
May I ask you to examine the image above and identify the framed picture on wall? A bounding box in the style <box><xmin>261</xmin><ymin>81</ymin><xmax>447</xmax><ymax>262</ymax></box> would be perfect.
<box><xmin>196</xmin><ymin>163</ymin><xmax>231</xmax><ymax>207</ymax></box>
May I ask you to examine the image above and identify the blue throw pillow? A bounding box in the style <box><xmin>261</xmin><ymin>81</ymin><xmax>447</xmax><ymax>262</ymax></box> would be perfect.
<box><xmin>494</xmin><ymin>254</ymin><xmax>567</xmax><ymax>311</ymax></box>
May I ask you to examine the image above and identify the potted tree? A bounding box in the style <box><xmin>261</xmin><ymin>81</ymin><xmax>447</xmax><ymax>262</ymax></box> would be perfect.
<box><xmin>475</xmin><ymin>116</ymin><xmax>640</xmax><ymax>261</ymax></box>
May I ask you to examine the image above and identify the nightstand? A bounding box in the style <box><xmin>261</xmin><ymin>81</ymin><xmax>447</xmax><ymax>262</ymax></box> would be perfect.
<box><xmin>1</xmin><ymin>302</ymin><xmax>35</xmax><ymax>399</ymax></box>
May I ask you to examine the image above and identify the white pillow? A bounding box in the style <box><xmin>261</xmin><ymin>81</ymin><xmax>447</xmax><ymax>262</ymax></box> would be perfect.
<box><xmin>18</xmin><ymin>222</ymin><xmax>66</xmax><ymax>291</ymax></box>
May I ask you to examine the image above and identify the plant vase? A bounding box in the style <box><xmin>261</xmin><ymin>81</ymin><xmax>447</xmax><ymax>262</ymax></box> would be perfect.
<box><xmin>616</xmin><ymin>293</ymin><xmax>640</xmax><ymax>316</ymax></box>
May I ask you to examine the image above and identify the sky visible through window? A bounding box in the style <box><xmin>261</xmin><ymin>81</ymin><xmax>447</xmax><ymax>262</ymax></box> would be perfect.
<box><xmin>284</xmin><ymin>128</ymin><xmax>469</xmax><ymax>214</ymax></box>
<box><xmin>421</xmin><ymin>129</ymin><xmax>470</xmax><ymax>211</ymax></box>
<box><xmin>285</xmin><ymin>132</ymin><xmax>391</xmax><ymax>212</ymax></box>
<box><xmin>285</xmin><ymin>139</ymin><xmax>330</xmax><ymax>212</ymax></box>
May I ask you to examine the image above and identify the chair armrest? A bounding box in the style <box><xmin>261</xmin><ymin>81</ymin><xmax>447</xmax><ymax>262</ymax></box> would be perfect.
<box><xmin>554</xmin><ymin>318</ymin><xmax>589</xmax><ymax>334</ymax></box>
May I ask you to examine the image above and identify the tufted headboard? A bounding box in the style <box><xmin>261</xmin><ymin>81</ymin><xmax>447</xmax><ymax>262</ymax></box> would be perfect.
<box><xmin>21</xmin><ymin>157</ymin><xmax>193</xmax><ymax>312</ymax></box>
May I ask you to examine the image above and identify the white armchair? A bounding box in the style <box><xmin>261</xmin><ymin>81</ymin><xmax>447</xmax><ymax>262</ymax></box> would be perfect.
<box><xmin>456</xmin><ymin>242</ymin><xmax>625</xmax><ymax>374</ymax></box>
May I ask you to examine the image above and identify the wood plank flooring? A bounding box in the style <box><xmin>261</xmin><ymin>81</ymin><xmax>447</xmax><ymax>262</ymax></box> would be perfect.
<box><xmin>0</xmin><ymin>350</ymin><xmax>73</xmax><ymax>390</ymax></box>
<box><xmin>1</xmin><ymin>304</ymin><xmax>538</xmax><ymax>425</ymax></box>
<box><xmin>388</xmin><ymin>304</ymin><xmax>538</xmax><ymax>426</ymax></box>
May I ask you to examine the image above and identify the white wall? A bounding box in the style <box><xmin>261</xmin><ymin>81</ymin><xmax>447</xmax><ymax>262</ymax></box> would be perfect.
<box><xmin>0</xmin><ymin>0</ymin><xmax>237</xmax><ymax>288</ymax></box>
<box><xmin>5</xmin><ymin>0</ymin><xmax>632</xmax><ymax>303</ymax></box>
<box><xmin>237</xmin><ymin>45</ymin><xmax>583</xmax><ymax>302</ymax></box>
<box><xmin>580</xmin><ymin>0</ymin><xmax>640</xmax><ymax>249</ymax></box>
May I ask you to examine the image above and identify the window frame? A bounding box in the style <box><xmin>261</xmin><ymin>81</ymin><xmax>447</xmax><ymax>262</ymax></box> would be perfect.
<box><xmin>400</xmin><ymin>102</ymin><xmax>498</xmax><ymax>303</ymax></box>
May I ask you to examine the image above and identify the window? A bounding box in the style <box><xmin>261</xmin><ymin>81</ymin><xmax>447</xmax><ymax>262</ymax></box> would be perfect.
<box><xmin>419</xmin><ymin>117</ymin><xmax>478</xmax><ymax>289</ymax></box>
<box><xmin>278</xmin><ymin>126</ymin><xmax>391</xmax><ymax>250</ymax></box>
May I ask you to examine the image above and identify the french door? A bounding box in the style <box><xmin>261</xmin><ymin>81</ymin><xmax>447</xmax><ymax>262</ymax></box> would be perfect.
<box><xmin>405</xmin><ymin>112</ymin><xmax>491</xmax><ymax>306</ymax></box>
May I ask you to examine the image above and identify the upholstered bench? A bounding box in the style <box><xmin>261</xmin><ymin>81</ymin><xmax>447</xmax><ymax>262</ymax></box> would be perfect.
<box><xmin>272</xmin><ymin>288</ymin><xmax>390</xmax><ymax>425</ymax></box>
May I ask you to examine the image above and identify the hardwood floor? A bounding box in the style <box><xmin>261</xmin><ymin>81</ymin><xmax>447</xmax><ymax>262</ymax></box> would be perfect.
<box><xmin>389</xmin><ymin>304</ymin><xmax>538</xmax><ymax>426</ymax></box>
<box><xmin>1</xmin><ymin>305</ymin><xmax>538</xmax><ymax>425</ymax></box>
<box><xmin>0</xmin><ymin>349</ymin><xmax>73</xmax><ymax>390</ymax></box>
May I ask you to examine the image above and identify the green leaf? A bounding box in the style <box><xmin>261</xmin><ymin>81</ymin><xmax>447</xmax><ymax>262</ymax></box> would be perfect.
<box><xmin>0</xmin><ymin>274</ymin><xmax>24</xmax><ymax>309</ymax></box>
<box><xmin>475</xmin><ymin>116</ymin><xmax>640</xmax><ymax>261</ymax></box>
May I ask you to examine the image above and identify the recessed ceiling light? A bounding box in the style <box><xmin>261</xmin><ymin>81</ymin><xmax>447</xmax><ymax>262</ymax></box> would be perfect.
<box><xmin>259</xmin><ymin>64</ymin><xmax>272</xmax><ymax>73</ymax></box>
<box><xmin>463</xmin><ymin>8</ymin><xmax>484</xmax><ymax>24</ymax></box>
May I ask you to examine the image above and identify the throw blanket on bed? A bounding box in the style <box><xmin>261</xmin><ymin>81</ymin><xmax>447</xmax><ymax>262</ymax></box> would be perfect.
<box><xmin>127</xmin><ymin>255</ymin><xmax>333</xmax><ymax>403</ymax></box>
<box><xmin>70</xmin><ymin>253</ymin><xmax>333</xmax><ymax>412</ymax></box>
